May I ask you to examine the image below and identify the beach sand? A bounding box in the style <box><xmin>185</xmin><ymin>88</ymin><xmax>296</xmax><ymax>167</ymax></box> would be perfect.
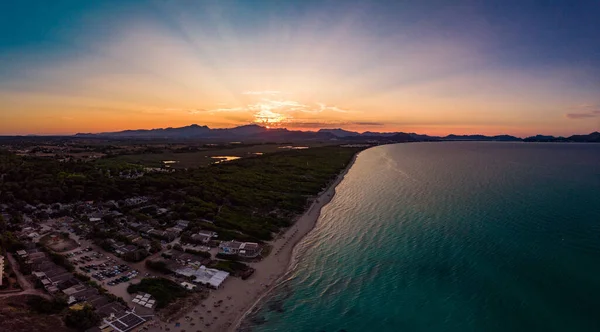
<box><xmin>147</xmin><ymin>153</ymin><xmax>358</xmax><ymax>332</ymax></box>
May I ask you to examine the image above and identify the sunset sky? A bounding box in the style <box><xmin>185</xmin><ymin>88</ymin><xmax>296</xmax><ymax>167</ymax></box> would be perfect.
<box><xmin>1</xmin><ymin>0</ymin><xmax>599</xmax><ymax>136</ymax></box>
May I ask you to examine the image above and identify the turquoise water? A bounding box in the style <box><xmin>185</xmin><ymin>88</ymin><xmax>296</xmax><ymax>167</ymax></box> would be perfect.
<box><xmin>243</xmin><ymin>142</ymin><xmax>600</xmax><ymax>332</ymax></box>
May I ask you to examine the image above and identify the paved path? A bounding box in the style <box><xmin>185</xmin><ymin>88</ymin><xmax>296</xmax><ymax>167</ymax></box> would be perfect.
<box><xmin>0</xmin><ymin>253</ymin><xmax>51</xmax><ymax>300</ymax></box>
<box><xmin>7</xmin><ymin>253</ymin><xmax>34</xmax><ymax>290</ymax></box>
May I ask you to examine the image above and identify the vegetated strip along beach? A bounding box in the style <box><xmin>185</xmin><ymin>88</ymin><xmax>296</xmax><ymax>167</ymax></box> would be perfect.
<box><xmin>148</xmin><ymin>150</ymin><xmax>362</xmax><ymax>332</ymax></box>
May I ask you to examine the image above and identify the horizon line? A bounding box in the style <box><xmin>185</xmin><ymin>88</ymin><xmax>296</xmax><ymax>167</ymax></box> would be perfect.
<box><xmin>0</xmin><ymin>123</ymin><xmax>598</xmax><ymax>139</ymax></box>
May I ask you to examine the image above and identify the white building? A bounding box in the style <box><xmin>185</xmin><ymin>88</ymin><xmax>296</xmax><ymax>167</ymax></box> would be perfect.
<box><xmin>0</xmin><ymin>255</ymin><xmax>4</xmax><ymax>286</ymax></box>
<box><xmin>175</xmin><ymin>265</ymin><xmax>229</xmax><ymax>289</ymax></box>
<box><xmin>218</xmin><ymin>240</ymin><xmax>261</xmax><ymax>258</ymax></box>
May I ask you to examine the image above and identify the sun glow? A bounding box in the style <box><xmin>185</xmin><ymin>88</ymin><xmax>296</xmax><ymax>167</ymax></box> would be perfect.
<box><xmin>0</xmin><ymin>1</ymin><xmax>598</xmax><ymax>136</ymax></box>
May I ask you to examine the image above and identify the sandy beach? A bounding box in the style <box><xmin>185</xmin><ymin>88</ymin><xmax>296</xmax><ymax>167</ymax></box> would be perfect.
<box><xmin>147</xmin><ymin>152</ymin><xmax>359</xmax><ymax>332</ymax></box>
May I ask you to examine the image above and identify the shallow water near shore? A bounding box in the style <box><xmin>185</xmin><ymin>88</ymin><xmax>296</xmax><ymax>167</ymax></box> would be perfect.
<box><xmin>244</xmin><ymin>142</ymin><xmax>600</xmax><ymax>332</ymax></box>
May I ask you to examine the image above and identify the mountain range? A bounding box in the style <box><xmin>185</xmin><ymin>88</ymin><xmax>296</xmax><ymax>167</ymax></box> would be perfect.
<box><xmin>75</xmin><ymin>125</ymin><xmax>600</xmax><ymax>143</ymax></box>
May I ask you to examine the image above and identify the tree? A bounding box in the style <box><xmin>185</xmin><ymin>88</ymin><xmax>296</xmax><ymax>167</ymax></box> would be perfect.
<box><xmin>64</xmin><ymin>305</ymin><xmax>101</xmax><ymax>330</ymax></box>
<box><xmin>149</xmin><ymin>240</ymin><xmax>162</xmax><ymax>253</ymax></box>
<box><xmin>0</xmin><ymin>231</ymin><xmax>25</xmax><ymax>252</ymax></box>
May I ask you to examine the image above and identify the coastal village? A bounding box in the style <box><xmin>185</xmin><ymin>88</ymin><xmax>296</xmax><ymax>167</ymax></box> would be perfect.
<box><xmin>0</xmin><ymin>141</ymin><xmax>362</xmax><ymax>331</ymax></box>
<box><xmin>0</xmin><ymin>158</ymin><xmax>353</xmax><ymax>332</ymax></box>
<box><xmin>0</xmin><ymin>196</ymin><xmax>273</xmax><ymax>331</ymax></box>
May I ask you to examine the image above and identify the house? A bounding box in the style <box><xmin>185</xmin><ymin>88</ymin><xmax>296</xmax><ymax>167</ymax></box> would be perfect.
<box><xmin>115</xmin><ymin>244</ymin><xmax>137</xmax><ymax>256</ymax></box>
<box><xmin>165</xmin><ymin>227</ymin><xmax>183</xmax><ymax>236</ymax></box>
<box><xmin>132</xmin><ymin>238</ymin><xmax>151</xmax><ymax>251</ymax></box>
<box><xmin>218</xmin><ymin>241</ymin><xmax>262</xmax><ymax>258</ymax></box>
<box><xmin>148</xmin><ymin>229</ymin><xmax>177</xmax><ymax>242</ymax></box>
<box><xmin>125</xmin><ymin>233</ymin><xmax>141</xmax><ymax>243</ymax></box>
<box><xmin>190</xmin><ymin>231</ymin><xmax>217</xmax><ymax>244</ymax></box>
<box><xmin>124</xmin><ymin>197</ymin><xmax>149</xmax><ymax>206</ymax></box>
<box><xmin>175</xmin><ymin>220</ymin><xmax>190</xmax><ymax>229</ymax></box>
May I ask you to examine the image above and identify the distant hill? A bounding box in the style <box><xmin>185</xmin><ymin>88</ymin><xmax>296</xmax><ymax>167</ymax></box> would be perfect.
<box><xmin>76</xmin><ymin>124</ymin><xmax>334</xmax><ymax>141</ymax></box>
<box><xmin>443</xmin><ymin>134</ymin><xmax>521</xmax><ymax>141</ymax></box>
<box><xmin>568</xmin><ymin>131</ymin><xmax>600</xmax><ymax>142</ymax></box>
<box><xmin>388</xmin><ymin>132</ymin><xmax>420</xmax><ymax>142</ymax></box>
<box><xmin>318</xmin><ymin>128</ymin><xmax>360</xmax><ymax>137</ymax></box>
<box><xmin>361</xmin><ymin>131</ymin><xmax>397</xmax><ymax>137</ymax></box>
<box><xmin>524</xmin><ymin>132</ymin><xmax>600</xmax><ymax>142</ymax></box>
<box><xmin>75</xmin><ymin>124</ymin><xmax>600</xmax><ymax>144</ymax></box>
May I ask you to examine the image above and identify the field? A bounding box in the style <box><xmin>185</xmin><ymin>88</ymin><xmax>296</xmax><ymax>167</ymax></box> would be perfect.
<box><xmin>101</xmin><ymin>142</ymin><xmax>333</xmax><ymax>168</ymax></box>
<box><xmin>0</xmin><ymin>295</ymin><xmax>71</xmax><ymax>332</ymax></box>
<box><xmin>39</xmin><ymin>233</ymin><xmax>79</xmax><ymax>252</ymax></box>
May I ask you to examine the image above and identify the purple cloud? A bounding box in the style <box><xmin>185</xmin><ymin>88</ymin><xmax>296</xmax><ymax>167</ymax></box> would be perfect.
<box><xmin>566</xmin><ymin>105</ymin><xmax>600</xmax><ymax>119</ymax></box>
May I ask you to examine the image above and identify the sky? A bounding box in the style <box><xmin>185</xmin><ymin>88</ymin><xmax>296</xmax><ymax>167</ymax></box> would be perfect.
<box><xmin>1</xmin><ymin>0</ymin><xmax>599</xmax><ymax>136</ymax></box>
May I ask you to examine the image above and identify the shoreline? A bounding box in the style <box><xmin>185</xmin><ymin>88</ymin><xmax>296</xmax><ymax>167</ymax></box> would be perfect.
<box><xmin>149</xmin><ymin>150</ymin><xmax>361</xmax><ymax>332</ymax></box>
<box><xmin>232</xmin><ymin>151</ymin><xmax>361</xmax><ymax>331</ymax></box>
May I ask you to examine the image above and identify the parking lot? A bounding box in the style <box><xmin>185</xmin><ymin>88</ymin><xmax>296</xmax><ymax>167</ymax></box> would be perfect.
<box><xmin>64</xmin><ymin>246</ymin><xmax>140</xmax><ymax>287</ymax></box>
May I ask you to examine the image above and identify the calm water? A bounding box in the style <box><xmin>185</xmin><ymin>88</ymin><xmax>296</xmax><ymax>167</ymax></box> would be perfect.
<box><xmin>244</xmin><ymin>142</ymin><xmax>600</xmax><ymax>332</ymax></box>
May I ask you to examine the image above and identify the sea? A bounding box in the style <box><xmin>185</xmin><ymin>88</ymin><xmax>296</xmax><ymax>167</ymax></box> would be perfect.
<box><xmin>243</xmin><ymin>142</ymin><xmax>600</xmax><ymax>332</ymax></box>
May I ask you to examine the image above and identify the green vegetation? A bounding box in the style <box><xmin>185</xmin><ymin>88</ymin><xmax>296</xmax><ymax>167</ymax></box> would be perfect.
<box><xmin>105</xmin><ymin>142</ymin><xmax>333</xmax><ymax>168</ymax></box>
<box><xmin>47</xmin><ymin>252</ymin><xmax>75</xmax><ymax>272</ymax></box>
<box><xmin>64</xmin><ymin>305</ymin><xmax>101</xmax><ymax>331</ymax></box>
<box><xmin>210</xmin><ymin>260</ymin><xmax>250</xmax><ymax>275</ymax></box>
<box><xmin>0</xmin><ymin>146</ymin><xmax>361</xmax><ymax>241</ymax></box>
<box><xmin>0</xmin><ymin>231</ymin><xmax>25</xmax><ymax>252</ymax></box>
<box><xmin>145</xmin><ymin>260</ymin><xmax>171</xmax><ymax>274</ymax></box>
<box><xmin>127</xmin><ymin>277</ymin><xmax>188</xmax><ymax>309</ymax></box>
<box><xmin>27</xmin><ymin>297</ymin><xmax>68</xmax><ymax>314</ymax></box>
<box><xmin>184</xmin><ymin>248</ymin><xmax>211</xmax><ymax>258</ymax></box>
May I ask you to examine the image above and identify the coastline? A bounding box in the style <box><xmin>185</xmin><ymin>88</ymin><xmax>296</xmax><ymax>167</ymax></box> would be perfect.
<box><xmin>148</xmin><ymin>150</ymin><xmax>361</xmax><ymax>332</ymax></box>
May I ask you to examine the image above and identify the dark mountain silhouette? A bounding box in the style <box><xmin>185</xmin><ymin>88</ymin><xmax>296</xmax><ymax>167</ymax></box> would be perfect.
<box><xmin>361</xmin><ymin>131</ymin><xmax>397</xmax><ymax>137</ymax></box>
<box><xmin>76</xmin><ymin>124</ymin><xmax>334</xmax><ymax>141</ymax></box>
<box><xmin>443</xmin><ymin>134</ymin><xmax>521</xmax><ymax>141</ymax></box>
<box><xmin>525</xmin><ymin>131</ymin><xmax>600</xmax><ymax>142</ymax></box>
<box><xmin>75</xmin><ymin>125</ymin><xmax>600</xmax><ymax>143</ymax></box>
<box><xmin>318</xmin><ymin>128</ymin><xmax>360</xmax><ymax>137</ymax></box>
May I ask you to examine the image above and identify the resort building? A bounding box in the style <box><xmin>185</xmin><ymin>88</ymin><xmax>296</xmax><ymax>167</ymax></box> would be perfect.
<box><xmin>101</xmin><ymin>310</ymin><xmax>148</xmax><ymax>332</ymax></box>
<box><xmin>218</xmin><ymin>240</ymin><xmax>262</xmax><ymax>258</ymax></box>
<box><xmin>174</xmin><ymin>265</ymin><xmax>229</xmax><ymax>288</ymax></box>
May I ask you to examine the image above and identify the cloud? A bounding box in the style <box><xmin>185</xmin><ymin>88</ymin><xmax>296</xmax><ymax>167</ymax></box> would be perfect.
<box><xmin>164</xmin><ymin>107</ymin><xmax>241</xmax><ymax>114</ymax></box>
<box><xmin>209</xmin><ymin>107</ymin><xmax>246</xmax><ymax>113</ymax></box>
<box><xmin>193</xmin><ymin>99</ymin><xmax>357</xmax><ymax>126</ymax></box>
<box><xmin>242</xmin><ymin>90</ymin><xmax>281</xmax><ymax>96</ymax></box>
<box><xmin>566</xmin><ymin>104</ymin><xmax>600</xmax><ymax>119</ymax></box>
<box><xmin>253</xmin><ymin>109</ymin><xmax>290</xmax><ymax>124</ymax></box>
<box><xmin>566</xmin><ymin>111</ymin><xmax>600</xmax><ymax>119</ymax></box>
<box><xmin>286</xmin><ymin>121</ymin><xmax>385</xmax><ymax>128</ymax></box>
<box><xmin>317</xmin><ymin>103</ymin><xmax>350</xmax><ymax>113</ymax></box>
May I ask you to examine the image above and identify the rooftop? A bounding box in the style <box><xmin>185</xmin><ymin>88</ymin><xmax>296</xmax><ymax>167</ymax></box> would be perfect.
<box><xmin>175</xmin><ymin>265</ymin><xmax>229</xmax><ymax>288</ymax></box>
